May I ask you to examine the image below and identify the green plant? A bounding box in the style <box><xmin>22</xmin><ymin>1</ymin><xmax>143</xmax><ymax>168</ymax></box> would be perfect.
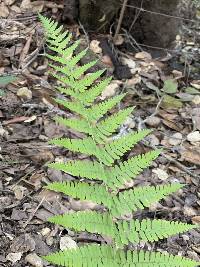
<box><xmin>39</xmin><ymin>15</ymin><xmax>199</xmax><ymax>267</ymax></box>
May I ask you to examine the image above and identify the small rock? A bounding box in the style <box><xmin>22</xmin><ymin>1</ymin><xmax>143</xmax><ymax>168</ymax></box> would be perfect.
<box><xmin>0</xmin><ymin>196</ymin><xmax>12</xmax><ymax>212</ymax></box>
<box><xmin>46</xmin><ymin>236</ymin><xmax>54</xmax><ymax>246</ymax></box>
<box><xmin>60</xmin><ymin>236</ymin><xmax>77</xmax><ymax>251</ymax></box>
<box><xmin>168</xmin><ymin>133</ymin><xmax>183</xmax><ymax>146</ymax></box>
<box><xmin>17</xmin><ymin>87</ymin><xmax>32</xmax><ymax>100</ymax></box>
<box><xmin>11</xmin><ymin>209</ymin><xmax>28</xmax><ymax>220</ymax></box>
<box><xmin>121</xmin><ymin>57</ymin><xmax>136</xmax><ymax>73</ymax></box>
<box><xmin>13</xmin><ymin>185</ymin><xmax>27</xmax><ymax>200</ymax></box>
<box><xmin>147</xmin><ymin>134</ymin><xmax>160</xmax><ymax>146</ymax></box>
<box><xmin>34</xmin><ymin>236</ymin><xmax>51</xmax><ymax>256</ymax></box>
<box><xmin>10</xmin><ymin>234</ymin><xmax>35</xmax><ymax>253</ymax></box>
<box><xmin>100</xmin><ymin>81</ymin><xmax>120</xmax><ymax>100</ymax></box>
<box><xmin>192</xmin><ymin>95</ymin><xmax>200</xmax><ymax>105</ymax></box>
<box><xmin>145</xmin><ymin>116</ymin><xmax>161</xmax><ymax>127</ymax></box>
<box><xmin>183</xmin><ymin>206</ymin><xmax>197</xmax><ymax>217</ymax></box>
<box><xmin>40</xmin><ymin>227</ymin><xmax>51</xmax><ymax>236</ymax></box>
<box><xmin>0</xmin><ymin>127</ymin><xmax>8</xmax><ymax>137</ymax></box>
<box><xmin>0</xmin><ymin>3</ymin><xmax>9</xmax><ymax>17</ymax></box>
<box><xmin>6</xmin><ymin>252</ymin><xmax>22</xmax><ymax>264</ymax></box>
<box><xmin>125</xmin><ymin>117</ymin><xmax>136</xmax><ymax>129</ymax></box>
<box><xmin>47</xmin><ymin>168</ymin><xmax>63</xmax><ymax>182</ymax></box>
<box><xmin>152</xmin><ymin>168</ymin><xmax>169</xmax><ymax>180</ymax></box>
<box><xmin>25</xmin><ymin>253</ymin><xmax>43</xmax><ymax>267</ymax></box>
<box><xmin>187</xmin><ymin>131</ymin><xmax>200</xmax><ymax>142</ymax></box>
<box><xmin>187</xmin><ymin>251</ymin><xmax>200</xmax><ymax>261</ymax></box>
<box><xmin>89</xmin><ymin>40</ymin><xmax>102</xmax><ymax>54</ymax></box>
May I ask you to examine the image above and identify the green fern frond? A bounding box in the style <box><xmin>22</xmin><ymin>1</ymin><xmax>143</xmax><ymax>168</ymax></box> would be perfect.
<box><xmin>50</xmin><ymin>130</ymin><xmax>152</xmax><ymax>166</ymax></box>
<box><xmin>46</xmin><ymin>180</ymin><xmax>183</xmax><ymax>217</ymax></box>
<box><xmin>109</xmin><ymin>149</ymin><xmax>161</xmax><ymax>188</ymax></box>
<box><xmin>86</xmin><ymin>93</ymin><xmax>126</xmax><ymax>122</ymax></box>
<box><xmin>48</xmin><ymin>211</ymin><xmax>116</xmax><ymax>239</ymax></box>
<box><xmin>44</xmin><ymin>244</ymin><xmax>198</xmax><ymax>267</ymax></box>
<box><xmin>102</xmin><ymin>129</ymin><xmax>152</xmax><ymax>166</ymax></box>
<box><xmin>111</xmin><ymin>182</ymin><xmax>184</xmax><ymax>216</ymax></box>
<box><xmin>50</xmin><ymin>60</ymin><xmax>98</xmax><ymax>80</ymax></box>
<box><xmin>48</xmin><ymin>150</ymin><xmax>161</xmax><ymax>188</ymax></box>
<box><xmin>48</xmin><ymin>211</ymin><xmax>196</xmax><ymax>246</ymax></box>
<box><xmin>116</xmin><ymin>219</ymin><xmax>196</xmax><ymax>245</ymax></box>
<box><xmin>39</xmin><ymin>14</ymin><xmax>199</xmax><ymax>267</ymax></box>
<box><xmin>56</xmin><ymin>77</ymin><xmax>112</xmax><ymax>106</ymax></box>
<box><xmin>45</xmin><ymin>181</ymin><xmax>113</xmax><ymax>210</ymax></box>
<box><xmin>53</xmin><ymin>69</ymin><xmax>105</xmax><ymax>93</ymax></box>
<box><xmin>55</xmin><ymin>107</ymin><xmax>134</xmax><ymax>143</ymax></box>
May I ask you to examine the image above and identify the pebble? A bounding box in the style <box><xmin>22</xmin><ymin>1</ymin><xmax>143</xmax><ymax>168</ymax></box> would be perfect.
<box><xmin>183</xmin><ymin>206</ymin><xmax>197</xmax><ymax>217</ymax></box>
<box><xmin>89</xmin><ymin>40</ymin><xmax>102</xmax><ymax>54</ymax></box>
<box><xmin>6</xmin><ymin>252</ymin><xmax>22</xmax><ymax>264</ymax></box>
<box><xmin>145</xmin><ymin>116</ymin><xmax>161</xmax><ymax>127</ymax></box>
<box><xmin>25</xmin><ymin>253</ymin><xmax>43</xmax><ymax>267</ymax></box>
<box><xmin>168</xmin><ymin>132</ymin><xmax>183</xmax><ymax>146</ymax></box>
<box><xmin>40</xmin><ymin>227</ymin><xmax>51</xmax><ymax>236</ymax></box>
<box><xmin>17</xmin><ymin>87</ymin><xmax>32</xmax><ymax>100</ymax></box>
<box><xmin>187</xmin><ymin>131</ymin><xmax>200</xmax><ymax>142</ymax></box>
<box><xmin>46</xmin><ymin>236</ymin><xmax>54</xmax><ymax>246</ymax></box>
<box><xmin>152</xmin><ymin>168</ymin><xmax>169</xmax><ymax>180</ymax></box>
<box><xmin>192</xmin><ymin>95</ymin><xmax>200</xmax><ymax>105</ymax></box>
<box><xmin>10</xmin><ymin>234</ymin><xmax>35</xmax><ymax>253</ymax></box>
<box><xmin>147</xmin><ymin>134</ymin><xmax>160</xmax><ymax>146</ymax></box>
<box><xmin>60</xmin><ymin>236</ymin><xmax>77</xmax><ymax>251</ymax></box>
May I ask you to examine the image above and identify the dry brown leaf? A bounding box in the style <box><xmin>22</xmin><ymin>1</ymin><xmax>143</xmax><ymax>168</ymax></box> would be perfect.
<box><xmin>0</xmin><ymin>3</ymin><xmax>9</xmax><ymax>17</ymax></box>
<box><xmin>180</xmin><ymin>148</ymin><xmax>200</xmax><ymax>166</ymax></box>
<box><xmin>19</xmin><ymin>34</ymin><xmax>33</xmax><ymax>68</ymax></box>
<box><xmin>162</xmin><ymin>119</ymin><xmax>183</xmax><ymax>132</ymax></box>
<box><xmin>3</xmin><ymin>116</ymin><xmax>31</xmax><ymax>125</ymax></box>
<box><xmin>192</xmin><ymin>216</ymin><xmax>200</xmax><ymax>224</ymax></box>
<box><xmin>135</xmin><ymin>51</ymin><xmax>152</xmax><ymax>60</ymax></box>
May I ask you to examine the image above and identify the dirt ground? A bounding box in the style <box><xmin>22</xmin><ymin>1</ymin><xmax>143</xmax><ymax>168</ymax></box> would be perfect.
<box><xmin>0</xmin><ymin>1</ymin><xmax>200</xmax><ymax>267</ymax></box>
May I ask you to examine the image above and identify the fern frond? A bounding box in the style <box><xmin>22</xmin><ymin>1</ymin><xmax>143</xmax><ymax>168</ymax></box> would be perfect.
<box><xmin>45</xmin><ymin>181</ymin><xmax>113</xmax><ymax>210</ymax></box>
<box><xmin>48</xmin><ymin>159</ymin><xmax>107</xmax><ymax>183</ymax></box>
<box><xmin>48</xmin><ymin>40</ymin><xmax>80</xmax><ymax>57</ymax></box>
<box><xmin>48</xmin><ymin>211</ymin><xmax>196</xmax><ymax>246</ymax></box>
<box><xmin>49</xmin><ymin>129</ymin><xmax>152</xmax><ymax>167</ymax></box>
<box><xmin>53</xmin><ymin>70</ymin><xmax>105</xmax><ymax>93</ymax></box>
<box><xmin>117</xmin><ymin>219</ymin><xmax>196</xmax><ymax>245</ymax></box>
<box><xmin>48</xmin><ymin>150</ymin><xmax>160</xmax><ymax>188</ymax></box>
<box><xmin>86</xmin><ymin>94</ymin><xmax>126</xmax><ymax>122</ymax></box>
<box><xmin>40</xmin><ymin>15</ymin><xmax>199</xmax><ymax>267</ymax></box>
<box><xmin>102</xmin><ymin>129</ymin><xmax>152</xmax><ymax>166</ymax></box>
<box><xmin>108</xmin><ymin>149</ymin><xmax>160</xmax><ymax>188</ymax></box>
<box><xmin>44</xmin><ymin>244</ymin><xmax>199</xmax><ymax>267</ymax></box>
<box><xmin>111</xmin><ymin>182</ymin><xmax>184</xmax><ymax>216</ymax></box>
<box><xmin>46</xmin><ymin>180</ymin><xmax>183</xmax><ymax>217</ymax></box>
<box><xmin>55</xmin><ymin>107</ymin><xmax>134</xmax><ymax>143</ymax></box>
<box><xmin>48</xmin><ymin>211</ymin><xmax>116</xmax><ymax>239</ymax></box>
<box><xmin>50</xmin><ymin>60</ymin><xmax>98</xmax><ymax>80</ymax></box>
<box><xmin>57</xmin><ymin>77</ymin><xmax>112</xmax><ymax>106</ymax></box>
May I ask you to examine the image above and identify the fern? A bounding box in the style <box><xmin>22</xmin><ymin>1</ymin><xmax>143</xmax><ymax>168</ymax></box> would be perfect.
<box><xmin>39</xmin><ymin>14</ymin><xmax>199</xmax><ymax>267</ymax></box>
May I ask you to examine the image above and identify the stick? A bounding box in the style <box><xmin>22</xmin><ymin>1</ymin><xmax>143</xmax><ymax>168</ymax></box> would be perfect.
<box><xmin>113</xmin><ymin>0</ymin><xmax>128</xmax><ymax>42</ymax></box>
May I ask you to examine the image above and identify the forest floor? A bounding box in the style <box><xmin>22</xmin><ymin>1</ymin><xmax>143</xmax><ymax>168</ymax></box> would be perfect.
<box><xmin>0</xmin><ymin>1</ymin><xmax>200</xmax><ymax>267</ymax></box>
